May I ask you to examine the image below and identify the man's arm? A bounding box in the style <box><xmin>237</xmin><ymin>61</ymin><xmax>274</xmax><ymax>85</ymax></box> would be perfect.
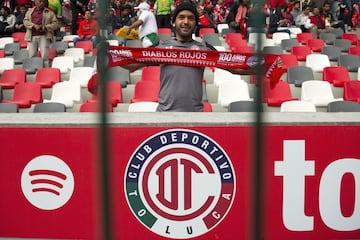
<box><xmin>126</xmin><ymin>19</ymin><xmax>143</xmax><ymax>35</ymax></box>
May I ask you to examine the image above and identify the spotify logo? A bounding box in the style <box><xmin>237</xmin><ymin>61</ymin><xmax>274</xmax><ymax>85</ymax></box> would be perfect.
<box><xmin>21</xmin><ymin>155</ymin><xmax>74</xmax><ymax>210</ymax></box>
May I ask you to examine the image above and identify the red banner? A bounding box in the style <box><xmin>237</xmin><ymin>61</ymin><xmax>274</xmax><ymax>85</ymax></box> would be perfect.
<box><xmin>0</xmin><ymin>126</ymin><xmax>359</xmax><ymax>239</ymax></box>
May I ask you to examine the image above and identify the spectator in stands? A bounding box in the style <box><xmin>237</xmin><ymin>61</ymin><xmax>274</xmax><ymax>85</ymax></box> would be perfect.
<box><xmin>73</xmin><ymin>9</ymin><xmax>99</xmax><ymax>48</ymax></box>
<box><xmin>61</xmin><ymin>0</ymin><xmax>72</xmax><ymax>26</ymax></box>
<box><xmin>0</xmin><ymin>6</ymin><xmax>16</xmax><ymax>36</ymax></box>
<box><xmin>16</xmin><ymin>0</ymin><xmax>33</xmax><ymax>9</ymax></box>
<box><xmin>306</xmin><ymin>6</ymin><xmax>333</xmax><ymax>38</ymax></box>
<box><xmin>154</xmin><ymin>0</ymin><xmax>173</xmax><ymax>28</ymax></box>
<box><xmin>268</xmin><ymin>6</ymin><xmax>291</xmax><ymax>35</ymax></box>
<box><xmin>112</xmin><ymin>0</ymin><xmax>123</xmax><ymax>15</ymax></box>
<box><xmin>195</xmin><ymin>5</ymin><xmax>216</xmax><ymax>36</ymax></box>
<box><xmin>13</xmin><ymin>4</ymin><xmax>27</xmax><ymax>32</ymax></box>
<box><xmin>290</xmin><ymin>1</ymin><xmax>301</xmax><ymax>25</ymax></box>
<box><xmin>227</xmin><ymin>0</ymin><xmax>248</xmax><ymax>36</ymax></box>
<box><xmin>48</xmin><ymin>0</ymin><xmax>62</xmax><ymax>18</ymax></box>
<box><xmin>23</xmin><ymin>0</ymin><xmax>59</xmax><ymax>63</ymax></box>
<box><xmin>126</xmin><ymin>1</ymin><xmax>159</xmax><ymax>47</ymax></box>
<box><xmin>295</xmin><ymin>4</ymin><xmax>311</xmax><ymax>32</ymax></box>
<box><xmin>213</xmin><ymin>0</ymin><xmax>227</xmax><ymax>23</ymax></box>
<box><xmin>70</xmin><ymin>0</ymin><xmax>89</xmax><ymax>34</ymax></box>
<box><xmin>338</xmin><ymin>0</ymin><xmax>352</xmax><ymax>31</ymax></box>
<box><xmin>117</xmin><ymin>2</ymin><xmax>275</xmax><ymax>112</ymax></box>
<box><xmin>0</xmin><ymin>0</ymin><xmax>17</xmax><ymax>14</ymax></box>
<box><xmin>322</xmin><ymin>1</ymin><xmax>346</xmax><ymax>33</ymax></box>
<box><xmin>115</xmin><ymin>4</ymin><xmax>133</xmax><ymax>29</ymax></box>
<box><xmin>216</xmin><ymin>7</ymin><xmax>229</xmax><ymax>24</ymax></box>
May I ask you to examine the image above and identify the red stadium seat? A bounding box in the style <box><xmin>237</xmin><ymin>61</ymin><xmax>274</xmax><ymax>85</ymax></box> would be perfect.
<box><xmin>262</xmin><ymin>79</ymin><xmax>298</xmax><ymax>106</ymax></box>
<box><xmin>296</xmin><ymin>32</ymin><xmax>313</xmax><ymax>44</ymax></box>
<box><xmin>0</xmin><ymin>49</ymin><xmax>4</xmax><ymax>58</ymax></box>
<box><xmin>343</xmin><ymin>81</ymin><xmax>360</xmax><ymax>103</ymax></box>
<box><xmin>79</xmin><ymin>102</ymin><xmax>113</xmax><ymax>112</ymax></box>
<box><xmin>35</xmin><ymin>68</ymin><xmax>61</xmax><ymax>88</ymax></box>
<box><xmin>291</xmin><ymin>45</ymin><xmax>312</xmax><ymax>61</ymax></box>
<box><xmin>75</xmin><ymin>40</ymin><xmax>93</xmax><ymax>54</ymax></box>
<box><xmin>140</xmin><ymin>66</ymin><xmax>160</xmax><ymax>82</ymax></box>
<box><xmin>277</xmin><ymin>54</ymin><xmax>299</xmax><ymax>70</ymax></box>
<box><xmin>199</xmin><ymin>28</ymin><xmax>215</xmax><ymax>38</ymax></box>
<box><xmin>322</xmin><ymin>66</ymin><xmax>350</xmax><ymax>87</ymax></box>
<box><xmin>225</xmin><ymin>33</ymin><xmax>242</xmax><ymax>45</ymax></box>
<box><xmin>307</xmin><ymin>39</ymin><xmax>325</xmax><ymax>52</ymax></box>
<box><xmin>158</xmin><ymin>28</ymin><xmax>172</xmax><ymax>35</ymax></box>
<box><xmin>202</xmin><ymin>101</ymin><xmax>212</xmax><ymax>112</ymax></box>
<box><xmin>341</xmin><ymin>33</ymin><xmax>358</xmax><ymax>45</ymax></box>
<box><xmin>348</xmin><ymin>46</ymin><xmax>360</xmax><ymax>57</ymax></box>
<box><xmin>130</xmin><ymin>81</ymin><xmax>159</xmax><ymax>103</ymax></box>
<box><xmin>12</xmin><ymin>32</ymin><xmax>27</xmax><ymax>48</ymax></box>
<box><xmin>0</xmin><ymin>68</ymin><xmax>26</xmax><ymax>89</ymax></box>
<box><xmin>87</xmin><ymin>81</ymin><xmax>123</xmax><ymax>107</ymax></box>
<box><xmin>2</xmin><ymin>82</ymin><xmax>42</xmax><ymax>108</ymax></box>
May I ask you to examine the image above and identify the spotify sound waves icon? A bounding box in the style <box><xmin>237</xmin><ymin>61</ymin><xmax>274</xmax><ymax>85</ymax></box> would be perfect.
<box><xmin>21</xmin><ymin>155</ymin><xmax>74</xmax><ymax>210</ymax></box>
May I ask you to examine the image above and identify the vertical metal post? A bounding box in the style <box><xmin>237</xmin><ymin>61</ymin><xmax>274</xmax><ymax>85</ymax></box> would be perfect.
<box><xmin>251</xmin><ymin>1</ymin><xmax>265</xmax><ymax>240</ymax></box>
<box><xmin>96</xmin><ymin>1</ymin><xmax>112</xmax><ymax>239</ymax></box>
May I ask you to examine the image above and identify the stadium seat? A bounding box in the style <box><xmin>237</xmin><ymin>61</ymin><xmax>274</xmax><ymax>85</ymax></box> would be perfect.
<box><xmin>248</xmin><ymin>32</ymin><xmax>267</xmax><ymax>50</ymax></box>
<box><xmin>0</xmin><ymin>37</ymin><xmax>14</xmax><ymax>49</ymax></box>
<box><xmin>202</xmin><ymin>33</ymin><xmax>222</xmax><ymax>46</ymax></box>
<box><xmin>0</xmin><ymin>57</ymin><xmax>14</xmax><ymax>74</ymax></box>
<box><xmin>280</xmin><ymin>38</ymin><xmax>299</xmax><ymax>52</ymax></box>
<box><xmin>79</xmin><ymin>101</ymin><xmax>113</xmax><ymax>112</ymax></box>
<box><xmin>272</xmin><ymin>32</ymin><xmax>290</xmax><ymax>45</ymax></box>
<box><xmin>306</xmin><ymin>39</ymin><xmax>325</xmax><ymax>52</ymax></box>
<box><xmin>87</xmin><ymin>80</ymin><xmax>123</xmax><ymax>107</ymax></box>
<box><xmin>296</xmin><ymin>32</ymin><xmax>313</xmax><ymax>45</ymax></box>
<box><xmin>199</xmin><ymin>28</ymin><xmax>215</xmax><ymax>38</ymax></box>
<box><xmin>140</xmin><ymin>66</ymin><xmax>160</xmax><ymax>82</ymax></box>
<box><xmin>22</xmin><ymin>57</ymin><xmax>44</xmax><ymax>74</ymax></box>
<box><xmin>13</xmin><ymin>49</ymin><xmax>30</xmax><ymax>64</ymax></box>
<box><xmin>125</xmin><ymin>40</ymin><xmax>142</xmax><ymax>47</ymax></box>
<box><xmin>107</xmin><ymin>66</ymin><xmax>130</xmax><ymax>87</ymax></box>
<box><xmin>62</xmin><ymin>35</ymin><xmax>78</xmax><ymax>47</ymax></box>
<box><xmin>64</xmin><ymin>48</ymin><xmax>85</xmax><ymax>64</ymax></box>
<box><xmin>343</xmin><ymin>81</ymin><xmax>360</xmax><ymax>103</ymax></box>
<box><xmin>0</xmin><ymin>85</ymin><xmax>2</xmax><ymax>101</ymax></box>
<box><xmin>332</xmin><ymin>27</ymin><xmax>343</xmax><ymax>38</ymax></box>
<box><xmin>0</xmin><ymin>68</ymin><xmax>26</xmax><ymax>89</ymax></box>
<box><xmin>130</xmin><ymin>81</ymin><xmax>159</xmax><ymax>103</ymax></box>
<box><xmin>48</xmin><ymin>47</ymin><xmax>58</xmax><ymax>63</ymax></box>
<box><xmin>107</xmin><ymin>40</ymin><xmax>119</xmax><ymax>46</ymax></box>
<box><xmin>327</xmin><ymin>100</ymin><xmax>360</xmax><ymax>112</ymax></box>
<box><xmin>2</xmin><ymin>82</ymin><xmax>43</xmax><ymax>108</ymax></box>
<box><xmin>35</xmin><ymin>68</ymin><xmax>61</xmax><ymax>88</ymax></box>
<box><xmin>44</xmin><ymin>81</ymin><xmax>81</xmax><ymax>108</ymax></box>
<box><xmin>4</xmin><ymin>43</ymin><xmax>20</xmax><ymax>56</ymax></box>
<box><xmin>75</xmin><ymin>40</ymin><xmax>94</xmax><ymax>54</ymax></box>
<box><xmin>321</xmin><ymin>46</ymin><xmax>341</xmax><ymax>61</ymax></box>
<box><xmin>202</xmin><ymin>101</ymin><xmax>212</xmax><ymax>112</ymax></box>
<box><xmin>158</xmin><ymin>28</ymin><xmax>172</xmax><ymax>35</ymax></box>
<box><xmin>51</xmin><ymin>56</ymin><xmax>74</xmax><ymax>74</ymax></box>
<box><xmin>334</xmin><ymin>39</ymin><xmax>352</xmax><ymax>52</ymax></box>
<box><xmin>280</xmin><ymin>100</ymin><xmax>316</xmax><ymax>112</ymax></box>
<box><xmin>12</xmin><ymin>32</ymin><xmax>27</xmax><ymax>48</ymax></box>
<box><xmin>305</xmin><ymin>54</ymin><xmax>330</xmax><ymax>72</ymax></box>
<box><xmin>217</xmin><ymin>24</ymin><xmax>229</xmax><ymax>36</ymax></box>
<box><xmin>341</xmin><ymin>33</ymin><xmax>358</xmax><ymax>45</ymax></box>
<box><xmin>128</xmin><ymin>101</ymin><xmax>159</xmax><ymax>112</ymax></box>
<box><xmin>52</xmin><ymin>41</ymin><xmax>69</xmax><ymax>54</ymax></box>
<box><xmin>0</xmin><ymin>49</ymin><xmax>4</xmax><ymax>58</ymax></box>
<box><xmin>228</xmin><ymin>100</ymin><xmax>261</xmax><ymax>112</ymax></box>
<box><xmin>262</xmin><ymin>79</ymin><xmax>298</xmax><ymax>106</ymax></box>
<box><xmin>348</xmin><ymin>46</ymin><xmax>360</xmax><ymax>57</ymax></box>
<box><xmin>301</xmin><ymin>80</ymin><xmax>343</xmax><ymax>107</ymax></box>
<box><xmin>83</xmin><ymin>55</ymin><xmax>97</xmax><ymax>68</ymax></box>
<box><xmin>33</xmin><ymin>102</ymin><xmax>66</xmax><ymax>112</ymax></box>
<box><xmin>277</xmin><ymin>54</ymin><xmax>298</xmax><ymax>70</ymax></box>
<box><xmin>322</xmin><ymin>66</ymin><xmax>350</xmax><ymax>87</ymax></box>
<box><xmin>287</xmin><ymin>66</ymin><xmax>315</xmax><ymax>87</ymax></box>
<box><xmin>213</xmin><ymin>67</ymin><xmax>241</xmax><ymax>87</ymax></box>
<box><xmin>319</xmin><ymin>32</ymin><xmax>336</xmax><ymax>45</ymax></box>
<box><xmin>338</xmin><ymin>54</ymin><xmax>360</xmax><ymax>72</ymax></box>
<box><xmin>225</xmin><ymin>33</ymin><xmax>242</xmax><ymax>45</ymax></box>
<box><xmin>68</xmin><ymin>66</ymin><xmax>94</xmax><ymax>87</ymax></box>
<box><xmin>291</xmin><ymin>45</ymin><xmax>311</xmax><ymax>61</ymax></box>
<box><xmin>217</xmin><ymin>79</ymin><xmax>252</xmax><ymax>107</ymax></box>
<box><xmin>231</xmin><ymin>44</ymin><xmax>254</xmax><ymax>53</ymax></box>
<box><xmin>0</xmin><ymin>103</ymin><xmax>18</xmax><ymax>113</ymax></box>
<box><xmin>262</xmin><ymin>46</ymin><xmax>283</xmax><ymax>54</ymax></box>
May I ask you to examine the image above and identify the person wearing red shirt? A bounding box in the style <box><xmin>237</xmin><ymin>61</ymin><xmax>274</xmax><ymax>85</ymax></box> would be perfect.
<box><xmin>73</xmin><ymin>9</ymin><xmax>99</xmax><ymax>48</ymax></box>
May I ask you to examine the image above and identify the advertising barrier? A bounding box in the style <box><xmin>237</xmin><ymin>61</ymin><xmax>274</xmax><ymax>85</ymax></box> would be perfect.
<box><xmin>0</xmin><ymin>125</ymin><xmax>359</xmax><ymax>239</ymax></box>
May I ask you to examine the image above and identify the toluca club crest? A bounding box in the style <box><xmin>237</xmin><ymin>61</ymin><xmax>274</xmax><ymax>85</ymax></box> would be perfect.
<box><xmin>125</xmin><ymin>129</ymin><xmax>236</xmax><ymax>239</ymax></box>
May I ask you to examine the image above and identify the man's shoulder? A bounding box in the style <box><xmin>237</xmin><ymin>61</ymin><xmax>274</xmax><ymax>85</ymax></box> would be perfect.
<box><xmin>158</xmin><ymin>39</ymin><xmax>215</xmax><ymax>50</ymax></box>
